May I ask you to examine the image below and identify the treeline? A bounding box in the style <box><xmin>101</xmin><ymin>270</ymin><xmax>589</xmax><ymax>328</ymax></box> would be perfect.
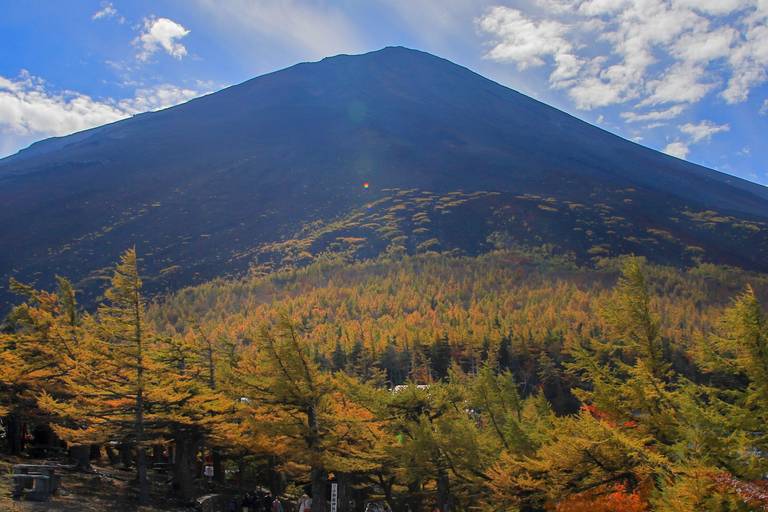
<box><xmin>151</xmin><ymin>249</ymin><xmax>768</xmax><ymax>413</ymax></box>
<box><xmin>2</xmin><ymin>249</ymin><xmax>768</xmax><ymax>511</ymax></box>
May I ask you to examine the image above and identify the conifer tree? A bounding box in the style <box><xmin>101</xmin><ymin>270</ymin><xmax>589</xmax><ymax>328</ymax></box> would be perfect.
<box><xmin>695</xmin><ymin>286</ymin><xmax>768</xmax><ymax>490</ymax></box>
<box><xmin>384</xmin><ymin>376</ymin><xmax>485</xmax><ymax>512</ymax></box>
<box><xmin>0</xmin><ymin>277</ymin><xmax>84</xmax><ymax>455</ymax></box>
<box><xmin>40</xmin><ymin>249</ymin><xmax>157</xmax><ymax>505</ymax></box>
<box><xmin>232</xmin><ymin>312</ymin><xmax>336</xmax><ymax>512</ymax></box>
<box><xmin>151</xmin><ymin>330</ymin><xmax>236</xmax><ymax>503</ymax></box>
<box><xmin>569</xmin><ymin>258</ymin><xmax>684</xmax><ymax>447</ymax></box>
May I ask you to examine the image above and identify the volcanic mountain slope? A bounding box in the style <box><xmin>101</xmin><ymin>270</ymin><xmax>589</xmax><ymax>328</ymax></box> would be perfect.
<box><xmin>0</xmin><ymin>46</ymin><xmax>767</xmax><ymax>311</ymax></box>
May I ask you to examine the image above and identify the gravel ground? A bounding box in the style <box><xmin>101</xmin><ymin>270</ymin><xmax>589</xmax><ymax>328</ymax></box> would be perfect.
<box><xmin>1</xmin><ymin>456</ymin><xmax>192</xmax><ymax>512</ymax></box>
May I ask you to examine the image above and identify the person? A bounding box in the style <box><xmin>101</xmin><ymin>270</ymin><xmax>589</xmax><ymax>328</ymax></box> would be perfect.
<box><xmin>298</xmin><ymin>493</ymin><xmax>312</xmax><ymax>512</ymax></box>
<box><xmin>243</xmin><ymin>492</ymin><xmax>252</xmax><ymax>512</ymax></box>
<box><xmin>251</xmin><ymin>492</ymin><xmax>263</xmax><ymax>512</ymax></box>
<box><xmin>273</xmin><ymin>495</ymin><xmax>284</xmax><ymax>512</ymax></box>
<box><xmin>264</xmin><ymin>491</ymin><xmax>274</xmax><ymax>512</ymax></box>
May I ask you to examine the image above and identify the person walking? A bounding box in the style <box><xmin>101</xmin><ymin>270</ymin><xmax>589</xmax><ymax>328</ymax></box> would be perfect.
<box><xmin>273</xmin><ymin>495</ymin><xmax>284</xmax><ymax>512</ymax></box>
<box><xmin>251</xmin><ymin>492</ymin><xmax>263</xmax><ymax>512</ymax></box>
<box><xmin>243</xmin><ymin>492</ymin><xmax>252</xmax><ymax>512</ymax></box>
<box><xmin>298</xmin><ymin>493</ymin><xmax>312</xmax><ymax>512</ymax></box>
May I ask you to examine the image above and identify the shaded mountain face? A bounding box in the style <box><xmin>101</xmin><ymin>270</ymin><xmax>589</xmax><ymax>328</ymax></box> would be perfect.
<box><xmin>1</xmin><ymin>46</ymin><xmax>767</xmax><ymax>312</ymax></box>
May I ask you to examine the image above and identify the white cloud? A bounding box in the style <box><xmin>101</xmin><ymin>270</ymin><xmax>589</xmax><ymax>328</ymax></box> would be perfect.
<box><xmin>670</xmin><ymin>26</ymin><xmax>736</xmax><ymax>64</ymax></box>
<box><xmin>478</xmin><ymin>0</ymin><xmax>768</xmax><ymax>112</ymax></box>
<box><xmin>0</xmin><ymin>72</ymin><xmax>213</xmax><ymax>157</ymax></box>
<box><xmin>642</xmin><ymin>64</ymin><xmax>715</xmax><ymax>105</ymax></box>
<box><xmin>656</xmin><ymin>120</ymin><xmax>728</xmax><ymax>163</ymax></box>
<box><xmin>679</xmin><ymin>120</ymin><xmax>730</xmax><ymax>143</ymax></box>
<box><xmin>535</xmin><ymin>0</ymin><xmax>579</xmax><ymax>14</ymax></box>
<box><xmin>672</xmin><ymin>0</ymin><xmax>749</xmax><ymax>15</ymax></box>
<box><xmin>721</xmin><ymin>15</ymin><xmax>768</xmax><ymax>103</ymax></box>
<box><xmin>663</xmin><ymin>141</ymin><xmax>690</xmax><ymax>158</ymax></box>
<box><xmin>568</xmin><ymin>75</ymin><xmax>633</xmax><ymax>109</ymax></box>
<box><xmin>92</xmin><ymin>1</ymin><xmax>124</xmax><ymax>23</ymax></box>
<box><xmin>92</xmin><ymin>2</ymin><xmax>117</xmax><ymax>20</ymax></box>
<box><xmin>760</xmin><ymin>99</ymin><xmax>768</xmax><ymax>115</ymax></box>
<box><xmin>621</xmin><ymin>104</ymin><xmax>686</xmax><ymax>122</ymax></box>
<box><xmin>133</xmin><ymin>17</ymin><xmax>190</xmax><ymax>62</ymax></box>
<box><xmin>578</xmin><ymin>0</ymin><xmax>629</xmax><ymax>16</ymax></box>
<box><xmin>478</xmin><ymin>8</ymin><xmax>575</xmax><ymax>70</ymax></box>
<box><xmin>0</xmin><ymin>72</ymin><xmax>127</xmax><ymax>137</ymax></box>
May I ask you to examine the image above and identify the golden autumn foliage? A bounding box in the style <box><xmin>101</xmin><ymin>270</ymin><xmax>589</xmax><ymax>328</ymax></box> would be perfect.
<box><xmin>5</xmin><ymin>249</ymin><xmax>768</xmax><ymax>511</ymax></box>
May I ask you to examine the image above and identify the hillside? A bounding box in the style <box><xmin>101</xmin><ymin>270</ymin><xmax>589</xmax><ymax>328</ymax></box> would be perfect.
<box><xmin>143</xmin><ymin>250</ymin><xmax>768</xmax><ymax>412</ymax></box>
<box><xmin>1</xmin><ymin>46</ymin><xmax>767</xmax><ymax>312</ymax></box>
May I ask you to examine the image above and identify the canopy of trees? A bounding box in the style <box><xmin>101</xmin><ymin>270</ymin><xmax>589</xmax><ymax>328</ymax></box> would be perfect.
<box><xmin>3</xmin><ymin>248</ymin><xmax>768</xmax><ymax>511</ymax></box>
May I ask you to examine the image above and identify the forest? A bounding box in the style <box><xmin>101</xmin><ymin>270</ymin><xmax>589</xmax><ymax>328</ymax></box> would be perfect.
<box><xmin>3</xmin><ymin>247</ymin><xmax>768</xmax><ymax>511</ymax></box>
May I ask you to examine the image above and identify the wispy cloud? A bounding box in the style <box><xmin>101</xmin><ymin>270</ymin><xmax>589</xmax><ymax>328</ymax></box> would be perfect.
<box><xmin>190</xmin><ymin>0</ymin><xmax>365</xmax><ymax>60</ymax></box>
<box><xmin>680</xmin><ymin>120</ymin><xmax>730</xmax><ymax>143</ymax></box>
<box><xmin>478</xmin><ymin>0</ymin><xmax>768</xmax><ymax>112</ymax></box>
<box><xmin>119</xmin><ymin>84</ymin><xmax>211</xmax><ymax>114</ymax></box>
<box><xmin>133</xmin><ymin>17</ymin><xmax>190</xmax><ymax>62</ymax></box>
<box><xmin>661</xmin><ymin>120</ymin><xmax>729</xmax><ymax>161</ymax></box>
<box><xmin>92</xmin><ymin>1</ymin><xmax>124</xmax><ymax>23</ymax></box>
<box><xmin>380</xmin><ymin>0</ymin><xmax>488</xmax><ymax>48</ymax></box>
<box><xmin>621</xmin><ymin>104</ymin><xmax>686</xmax><ymax>122</ymax></box>
<box><xmin>761</xmin><ymin>99</ymin><xmax>768</xmax><ymax>115</ymax></box>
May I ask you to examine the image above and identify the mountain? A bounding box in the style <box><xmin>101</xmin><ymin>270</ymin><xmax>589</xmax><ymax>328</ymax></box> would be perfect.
<box><xmin>1</xmin><ymin>46</ymin><xmax>767</xmax><ymax>312</ymax></box>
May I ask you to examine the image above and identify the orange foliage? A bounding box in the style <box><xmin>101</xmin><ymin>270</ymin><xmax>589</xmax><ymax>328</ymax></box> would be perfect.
<box><xmin>582</xmin><ymin>404</ymin><xmax>638</xmax><ymax>428</ymax></box>
<box><xmin>548</xmin><ymin>483</ymin><xmax>649</xmax><ymax>512</ymax></box>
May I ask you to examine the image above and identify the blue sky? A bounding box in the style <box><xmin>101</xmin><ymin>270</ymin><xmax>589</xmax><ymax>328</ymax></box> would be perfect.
<box><xmin>2</xmin><ymin>0</ymin><xmax>767</xmax><ymax>185</ymax></box>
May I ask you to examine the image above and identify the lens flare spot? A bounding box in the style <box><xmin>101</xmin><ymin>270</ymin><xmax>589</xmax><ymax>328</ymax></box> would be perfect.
<box><xmin>364</xmin><ymin>183</ymin><xmax>369</xmax><ymax>189</ymax></box>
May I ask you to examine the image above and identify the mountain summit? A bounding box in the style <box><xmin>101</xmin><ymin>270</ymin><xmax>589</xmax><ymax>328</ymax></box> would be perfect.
<box><xmin>1</xmin><ymin>47</ymin><xmax>767</xmax><ymax>310</ymax></box>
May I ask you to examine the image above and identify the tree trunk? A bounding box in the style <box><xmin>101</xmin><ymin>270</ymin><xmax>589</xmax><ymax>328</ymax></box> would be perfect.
<box><xmin>406</xmin><ymin>480</ymin><xmax>422</xmax><ymax>512</ymax></box>
<box><xmin>137</xmin><ymin>445</ymin><xmax>150</xmax><ymax>505</ymax></box>
<box><xmin>119</xmin><ymin>443</ymin><xmax>132</xmax><ymax>468</ymax></box>
<box><xmin>337</xmin><ymin>472</ymin><xmax>350</xmax><ymax>512</ymax></box>
<box><xmin>90</xmin><ymin>444</ymin><xmax>102</xmax><ymax>462</ymax></box>
<box><xmin>268</xmin><ymin>456</ymin><xmax>284</xmax><ymax>496</ymax></box>
<box><xmin>353</xmin><ymin>482</ymin><xmax>367</xmax><ymax>512</ymax></box>
<box><xmin>378</xmin><ymin>476</ymin><xmax>395</xmax><ymax>512</ymax></box>
<box><xmin>152</xmin><ymin>443</ymin><xmax>164</xmax><ymax>466</ymax></box>
<box><xmin>69</xmin><ymin>444</ymin><xmax>92</xmax><ymax>471</ymax></box>
<box><xmin>5</xmin><ymin>414</ymin><xmax>22</xmax><ymax>454</ymax></box>
<box><xmin>106</xmin><ymin>445</ymin><xmax>120</xmax><ymax>465</ymax></box>
<box><xmin>173</xmin><ymin>436</ymin><xmax>195</xmax><ymax>504</ymax></box>
<box><xmin>436</xmin><ymin>467</ymin><xmax>450</xmax><ymax>512</ymax></box>
<box><xmin>213</xmin><ymin>449</ymin><xmax>225</xmax><ymax>483</ymax></box>
<box><xmin>199</xmin><ymin>442</ymin><xmax>205</xmax><ymax>479</ymax></box>
<box><xmin>311</xmin><ymin>466</ymin><xmax>328</xmax><ymax>512</ymax></box>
